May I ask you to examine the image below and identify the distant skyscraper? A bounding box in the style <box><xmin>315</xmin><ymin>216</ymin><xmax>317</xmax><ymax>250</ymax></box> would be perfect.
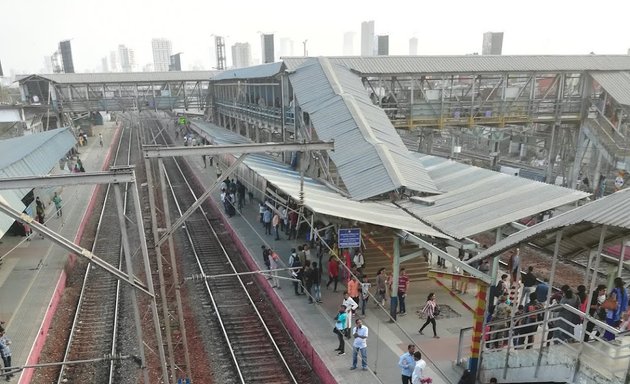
<box><xmin>118</xmin><ymin>45</ymin><xmax>135</xmax><ymax>72</ymax></box>
<box><xmin>231</xmin><ymin>42</ymin><xmax>252</xmax><ymax>68</ymax></box>
<box><xmin>214</xmin><ymin>36</ymin><xmax>227</xmax><ymax>70</ymax></box>
<box><xmin>279</xmin><ymin>38</ymin><xmax>294</xmax><ymax>57</ymax></box>
<box><xmin>482</xmin><ymin>32</ymin><xmax>504</xmax><ymax>55</ymax></box>
<box><xmin>142</xmin><ymin>64</ymin><xmax>153</xmax><ymax>72</ymax></box>
<box><xmin>59</xmin><ymin>40</ymin><xmax>75</xmax><ymax>73</ymax></box>
<box><xmin>101</xmin><ymin>57</ymin><xmax>109</xmax><ymax>72</ymax></box>
<box><xmin>169</xmin><ymin>53</ymin><xmax>182</xmax><ymax>71</ymax></box>
<box><xmin>261</xmin><ymin>34</ymin><xmax>275</xmax><ymax>63</ymax></box>
<box><xmin>152</xmin><ymin>38</ymin><xmax>172</xmax><ymax>72</ymax></box>
<box><xmin>409</xmin><ymin>37</ymin><xmax>418</xmax><ymax>55</ymax></box>
<box><xmin>109</xmin><ymin>51</ymin><xmax>118</xmax><ymax>72</ymax></box>
<box><xmin>43</xmin><ymin>56</ymin><xmax>53</xmax><ymax>73</ymax></box>
<box><xmin>376</xmin><ymin>35</ymin><xmax>389</xmax><ymax>56</ymax></box>
<box><xmin>0</xmin><ymin>59</ymin><xmax>3</xmax><ymax>77</ymax></box>
<box><xmin>343</xmin><ymin>32</ymin><xmax>355</xmax><ymax>55</ymax></box>
<box><xmin>361</xmin><ymin>21</ymin><xmax>375</xmax><ymax>56</ymax></box>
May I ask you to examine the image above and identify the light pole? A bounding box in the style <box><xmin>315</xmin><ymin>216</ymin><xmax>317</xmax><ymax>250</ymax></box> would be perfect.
<box><xmin>302</xmin><ymin>40</ymin><xmax>308</xmax><ymax>57</ymax></box>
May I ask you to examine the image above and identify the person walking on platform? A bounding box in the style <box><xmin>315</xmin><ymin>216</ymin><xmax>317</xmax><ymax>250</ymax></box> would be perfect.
<box><xmin>99</xmin><ymin>133</ymin><xmax>104</xmax><ymax>147</ymax></box>
<box><xmin>419</xmin><ymin>293</ymin><xmax>440</xmax><ymax>338</ymax></box>
<box><xmin>272</xmin><ymin>211</ymin><xmax>281</xmax><ymax>240</ymax></box>
<box><xmin>333</xmin><ymin>305</ymin><xmax>347</xmax><ymax>355</ymax></box>
<box><xmin>261</xmin><ymin>245</ymin><xmax>271</xmax><ymax>272</ymax></box>
<box><xmin>375</xmin><ymin>268</ymin><xmax>387</xmax><ymax>307</ymax></box>
<box><xmin>520</xmin><ymin>266</ymin><xmax>538</xmax><ymax>306</ymax></box>
<box><xmin>0</xmin><ymin>331</ymin><xmax>13</xmax><ymax>381</ymax></box>
<box><xmin>263</xmin><ymin>207</ymin><xmax>272</xmax><ymax>235</ymax></box>
<box><xmin>350</xmin><ymin>318</ymin><xmax>368</xmax><ymax>371</ymax></box>
<box><xmin>399</xmin><ymin>344</ymin><xmax>416</xmax><ymax>384</ymax></box>
<box><xmin>326</xmin><ymin>256</ymin><xmax>340</xmax><ymax>292</ymax></box>
<box><xmin>35</xmin><ymin>197</ymin><xmax>46</xmax><ymax>239</ymax></box>
<box><xmin>398</xmin><ymin>268</ymin><xmax>410</xmax><ymax>316</ymax></box>
<box><xmin>411</xmin><ymin>351</ymin><xmax>427</xmax><ymax>384</ymax></box>
<box><xmin>52</xmin><ymin>192</ymin><xmax>63</xmax><ymax>218</ymax></box>
<box><xmin>269</xmin><ymin>249</ymin><xmax>281</xmax><ymax>289</ymax></box>
<box><xmin>311</xmin><ymin>261</ymin><xmax>322</xmax><ymax>303</ymax></box>
<box><xmin>342</xmin><ymin>291</ymin><xmax>358</xmax><ymax>338</ymax></box>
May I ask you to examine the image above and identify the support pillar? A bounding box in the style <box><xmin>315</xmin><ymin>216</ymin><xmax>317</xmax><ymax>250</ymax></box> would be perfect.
<box><xmin>113</xmin><ymin>184</ymin><xmax>151</xmax><ymax>384</ymax></box>
<box><xmin>618</xmin><ymin>238</ymin><xmax>627</xmax><ymax>278</ymax></box>
<box><xmin>535</xmin><ymin>230</ymin><xmax>563</xmax><ymax>378</ymax></box>
<box><xmin>469</xmin><ymin>280</ymin><xmax>488</xmax><ymax>376</ymax></box>
<box><xmin>390</xmin><ymin>235</ymin><xmax>401</xmax><ymax>321</ymax></box>
<box><xmin>129</xmin><ymin>181</ymin><xmax>170</xmax><ymax>383</ymax></box>
<box><xmin>158</xmin><ymin>158</ymin><xmax>192</xmax><ymax>381</ymax></box>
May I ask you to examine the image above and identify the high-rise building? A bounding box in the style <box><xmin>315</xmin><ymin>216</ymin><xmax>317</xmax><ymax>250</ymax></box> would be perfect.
<box><xmin>0</xmin><ymin>59</ymin><xmax>3</xmax><ymax>77</ymax></box>
<box><xmin>482</xmin><ymin>32</ymin><xmax>504</xmax><ymax>55</ymax></box>
<box><xmin>152</xmin><ymin>38</ymin><xmax>172</xmax><ymax>72</ymax></box>
<box><xmin>214</xmin><ymin>36</ymin><xmax>227</xmax><ymax>70</ymax></box>
<box><xmin>43</xmin><ymin>56</ymin><xmax>53</xmax><ymax>73</ymax></box>
<box><xmin>376</xmin><ymin>35</ymin><xmax>389</xmax><ymax>56</ymax></box>
<box><xmin>261</xmin><ymin>34</ymin><xmax>275</xmax><ymax>63</ymax></box>
<box><xmin>231</xmin><ymin>42</ymin><xmax>252</xmax><ymax>68</ymax></box>
<box><xmin>59</xmin><ymin>40</ymin><xmax>75</xmax><ymax>73</ymax></box>
<box><xmin>279</xmin><ymin>38</ymin><xmax>294</xmax><ymax>57</ymax></box>
<box><xmin>361</xmin><ymin>21</ymin><xmax>375</xmax><ymax>56</ymax></box>
<box><xmin>118</xmin><ymin>45</ymin><xmax>135</xmax><ymax>72</ymax></box>
<box><xmin>142</xmin><ymin>64</ymin><xmax>154</xmax><ymax>72</ymax></box>
<box><xmin>343</xmin><ymin>32</ymin><xmax>355</xmax><ymax>55</ymax></box>
<box><xmin>409</xmin><ymin>37</ymin><xmax>418</xmax><ymax>55</ymax></box>
<box><xmin>101</xmin><ymin>57</ymin><xmax>109</xmax><ymax>72</ymax></box>
<box><xmin>109</xmin><ymin>51</ymin><xmax>118</xmax><ymax>72</ymax></box>
<box><xmin>169</xmin><ymin>53</ymin><xmax>182</xmax><ymax>71</ymax></box>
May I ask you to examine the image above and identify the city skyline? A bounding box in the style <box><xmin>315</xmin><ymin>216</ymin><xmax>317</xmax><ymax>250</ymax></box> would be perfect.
<box><xmin>2</xmin><ymin>0</ymin><xmax>630</xmax><ymax>74</ymax></box>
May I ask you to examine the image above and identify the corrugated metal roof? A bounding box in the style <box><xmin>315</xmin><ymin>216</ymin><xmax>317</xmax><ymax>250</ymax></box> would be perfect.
<box><xmin>212</xmin><ymin>62</ymin><xmax>284</xmax><ymax>81</ymax></box>
<box><xmin>474</xmin><ymin>188</ymin><xmax>630</xmax><ymax>261</ymax></box>
<box><xmin>190</xmin><ymin>120</ymin><xmax>449</xmax><ymax>239</ymax></box>
<box><xmin>288</xmin><ymin>58</ymin><xmax>439</xmax><ymax>200</ymax></box>
<box><xmin>396</xmin><ymin>153</ymin><xmax>589</xmax><ymax>239</ymax></box>
<box><xmin>590</xmin><ymin>72</ymin><xmax>630</xmax><ymax>106</ymax></box>
<box><xmin>0</xmin><ymin>127</ymin><xmax>77</xmax><ymax>237</ymax></box>
<box><xmin>16</xmin><ymin>71</ymin><xmax>216</xmax><ymax>84</ymax></box>
<box><xmin>283</xmin><ymin>55</ymin><xmax>630</xmax><ymax>75</ymax></box>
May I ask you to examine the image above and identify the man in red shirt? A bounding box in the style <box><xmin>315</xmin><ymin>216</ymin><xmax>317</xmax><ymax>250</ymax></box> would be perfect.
<box><xmin>398</xmin><ymin>268</ymin><xmax>410</xmax><ymax>316</ymax></box>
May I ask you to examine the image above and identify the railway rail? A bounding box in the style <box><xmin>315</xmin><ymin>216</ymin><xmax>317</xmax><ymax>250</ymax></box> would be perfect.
<box><xmin>57</xmin><ymin>122</ymin><xmax>139</xmax><ymax>384</ymax></box>
<box><xmin>145</xmin><ymin>115</ymin><xmax>319</xmax><ymax>384</ymax></box>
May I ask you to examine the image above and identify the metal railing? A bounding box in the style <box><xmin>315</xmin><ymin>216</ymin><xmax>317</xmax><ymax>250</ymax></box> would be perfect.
<box><xmin>479</xmin><ymin>303</ymin><xmax>630</xmax><ymax>383</ymax></box>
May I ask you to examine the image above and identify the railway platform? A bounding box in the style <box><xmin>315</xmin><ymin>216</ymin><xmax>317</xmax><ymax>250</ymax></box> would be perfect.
<box><xmin>0</xmin><ymin>122</ymin><xmax>119</xmax><ymax>383</ymax></box>
<box><xmin>185</xmin><ymin>153</ymin><xmax>481</xmax><ymax>384</ymax></box>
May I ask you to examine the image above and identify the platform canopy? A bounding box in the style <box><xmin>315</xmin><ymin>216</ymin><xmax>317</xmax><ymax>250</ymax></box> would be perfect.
<box><xmin>190</xmin><ymin>121</ymin><xmax>448</xmax><ymax>239</ymax></box>
<box><xmin>0</xmin><ymin>128</ymin><xmax>76</xmax><ymax>238</ymax></box>
<box><xmin>469</xmin><ymin>189</ymin><xmax>630</xmax><ymax>263</ymax></box>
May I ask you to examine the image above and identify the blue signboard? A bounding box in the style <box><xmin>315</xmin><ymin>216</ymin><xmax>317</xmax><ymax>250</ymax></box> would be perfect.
<box><xmin>338</xmin><ymin>228</ymin><xmax>361</xmax><ymax>248</ymax></box>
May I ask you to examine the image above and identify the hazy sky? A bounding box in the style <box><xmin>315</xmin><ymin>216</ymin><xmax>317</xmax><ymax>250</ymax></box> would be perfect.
<box><xmin>2</xmin><ymin>0</ymin><xmax>630</xmax><ymax>74</ymax></box>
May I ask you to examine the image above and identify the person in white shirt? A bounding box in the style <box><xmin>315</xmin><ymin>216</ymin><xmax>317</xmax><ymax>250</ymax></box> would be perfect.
<box><xmin>353</xmin><ymin>250</ymin><xmax>364</xmax><ymax>269</ymax></box>
<box><xmin>342</xmin><ymin>291</ymin><xmax>358</xmax><ymax>337</ymax></box>
<box><xmin>350</xmin><ymin>318</ymin><xmax>368</xmax><ymax>370</ymax></box>
<box><xmin>411</xmin><ymin>351</ymin><xmax>426</xmax><ymax>384</ymax></box>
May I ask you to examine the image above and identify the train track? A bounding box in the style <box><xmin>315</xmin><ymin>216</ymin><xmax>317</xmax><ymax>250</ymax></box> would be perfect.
<box><xmin>57</xmin><ymin>121</ymin><xmax>138</xmax><ymax>384</ymax></box>
<box><xmin>145</xmin><ymin>115</ymin><xmax>319</xmax><ymax>384</ymax></box>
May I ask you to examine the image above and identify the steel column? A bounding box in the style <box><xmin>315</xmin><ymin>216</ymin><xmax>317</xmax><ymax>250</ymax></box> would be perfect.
<box><xmin>113</xmin><ymin>184</ymin><xmax>151</xmax><ymax>384</ymax></box>
<box><xmin>144</xmin><ymin>157</ymin><xmax>177</xmax><ymax>383</ymax></box>
<box><xmin>618</xmin><ymin>238</ymin><xmax>627</xmax><ymax>278</ymax></box>
<box><xmin>535</xmin><ymin>230</ymin><xmax>563</xmax><ymax>377</ymax></box>
<box><xmin>158</xmin><ymin>158</ymin><xmax>192</xmax><ymax>381</ymax></box>
<box><xmin>129</xmin><ymin>180</ymin><xmax>170</xmax><ymax>383</ymax></box>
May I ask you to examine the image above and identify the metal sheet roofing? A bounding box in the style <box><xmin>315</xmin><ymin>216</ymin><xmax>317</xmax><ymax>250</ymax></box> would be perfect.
<box><xmin>212</xmin><ymin>62</ymin><xmax>284</xmax><ymax>81</ymax></box>
<box><xmin>288</xmin><ymin>57</ymin><xmax>439</xmax><ymax>200</ymax></box>
<box><xmin>283</xmin><ymin>55</ymin><xmax>630</xmax><ymax>75</ymax></box>
<box><xmin>590</xmin><ymin>72</ymin><xmax>630</xmax><ymax>106</ymax></box>
<box><xmin>16</xmin><ymin>71</ymin><xmax>216</xmax><ymax>84</ymax></box>
<box><xmin>190</xmin><ymin>120</ymin><xmax>448</xmax><ymax>239</ymax></box>
<box><xmin>473</xmin><ymin>188</ymin><xmax>630</xmax><ymax>261</ymax></box>
<box><xmin>0</xmin><ymin>128</ymin><xmax>77</xmax><ymax>237</ymax></box>
<box><xmin>396</xmin><ymin>153</ymin><xmax>589</xmax><ymax>239</ymax></box>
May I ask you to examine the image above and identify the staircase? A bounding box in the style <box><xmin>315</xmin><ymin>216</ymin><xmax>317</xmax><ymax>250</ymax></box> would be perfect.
<box><xmin>361</xmin><ymin>230</ymin><xmax>430</xmax><ymax>282</ymax></box>
<box><xmin>583</xmin><ymin>116</ymin><xmax>630</xmax><ymax>166</ymax></box>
